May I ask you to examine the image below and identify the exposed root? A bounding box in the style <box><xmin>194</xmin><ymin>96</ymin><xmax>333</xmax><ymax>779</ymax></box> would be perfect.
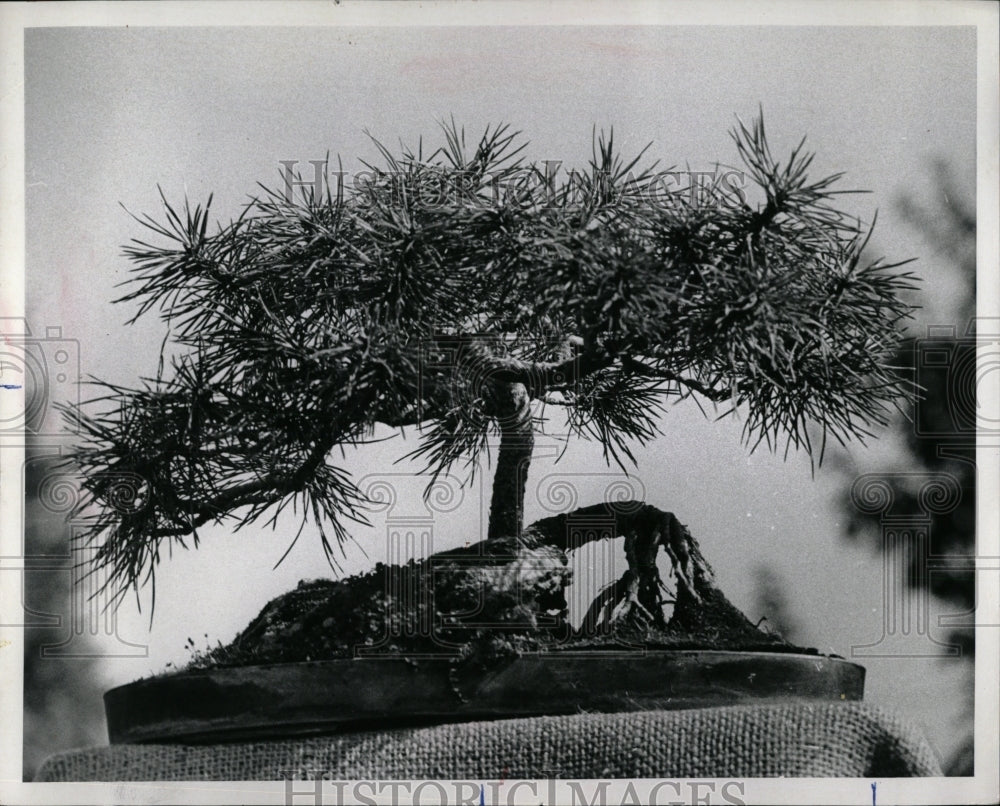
<box><xmin>609</xmin><ymin>588</ymin><xmax>657</xmax><ymax>625</ymax></box>
<box><xmin>532</xmin><ymin>501</ymin><xmax>769</xmax><ymax>644</ymax></box>
<box><xmin>660</xmin><ymin>517</ymin><xmax>707</xmax><ymax>604</ymax></box>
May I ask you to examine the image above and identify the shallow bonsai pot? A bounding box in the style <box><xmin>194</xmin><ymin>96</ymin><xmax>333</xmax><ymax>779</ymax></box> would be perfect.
<box><xmin>104</xmin><ymin>650</ymin><xmax>865</xmax><ymax>744</ymax></box>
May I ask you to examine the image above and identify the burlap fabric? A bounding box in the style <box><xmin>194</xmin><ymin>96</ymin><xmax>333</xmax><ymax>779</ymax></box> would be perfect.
<box><xmin>35</xmin><ymin>702</ymin><xmax>942</xmax><ymax>780</ymax></box>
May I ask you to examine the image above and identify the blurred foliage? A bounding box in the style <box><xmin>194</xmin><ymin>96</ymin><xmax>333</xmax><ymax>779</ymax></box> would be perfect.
<box><xmin>838</xmin><ymin>161</ymin><xmax>975</xmax><ymax>775</ymax></box>
<box><xmin>22</xmin><ymin>447</ymin><xmax>107</xmax><ymax>781</ymax></box>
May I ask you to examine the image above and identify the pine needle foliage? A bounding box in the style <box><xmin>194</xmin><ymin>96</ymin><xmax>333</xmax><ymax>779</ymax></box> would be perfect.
<box><xmin>63</xmin><ymin>115</ymin><xmax>918</xmax><ymax>602</ymax></box>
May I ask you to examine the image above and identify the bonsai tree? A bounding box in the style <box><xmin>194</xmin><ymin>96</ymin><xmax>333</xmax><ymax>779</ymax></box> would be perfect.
<box><xmin>66</xmin><ymin>115</ymin><xmax>916</xmax><ymax>650</ymax></box>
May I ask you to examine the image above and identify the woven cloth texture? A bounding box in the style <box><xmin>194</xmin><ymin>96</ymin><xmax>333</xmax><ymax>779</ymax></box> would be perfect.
<box><xmin>35</xmin><ymin>702</ymin><xmax>942</xmax><ymax>781</ymax></box>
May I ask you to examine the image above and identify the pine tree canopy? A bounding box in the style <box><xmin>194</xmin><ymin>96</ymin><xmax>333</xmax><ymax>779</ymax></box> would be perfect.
<box><xmin>65</xmin><ymin>115</ymin><xmax>918</xmax><ymax>600</ymax></box>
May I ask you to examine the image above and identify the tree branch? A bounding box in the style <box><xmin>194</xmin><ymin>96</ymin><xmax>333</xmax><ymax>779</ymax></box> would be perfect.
<box><xmin>465</xmin><ymin>338</ymin><xmax>616</xmax><ymax>396</ymax></box>
<box><xmin>620</xmin><ymin>356</ymin><xmax>736</xmax><ymax>403</ymax></box>
<box><xmin>151</xmin><ymin>437</ymin><xmax>337</xmax><ymax>537</ymax></box>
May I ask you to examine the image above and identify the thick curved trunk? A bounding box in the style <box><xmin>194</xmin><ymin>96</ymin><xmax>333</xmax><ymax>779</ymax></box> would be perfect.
<box><xmin>487</xmin><ymin>381</ymin><xmax>534</xmax><ymax>541</ymax></box>
<box><xmin>530</xmin><ymin>502</ymin><xmax>719</xmax><ymax>632</ymax></box>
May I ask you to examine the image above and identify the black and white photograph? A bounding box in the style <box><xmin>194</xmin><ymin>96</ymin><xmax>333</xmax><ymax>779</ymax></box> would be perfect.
<box><xmin>1</xmin><ymin>2</ymin><xmax>997</xmax><ymax>804</ymax></box>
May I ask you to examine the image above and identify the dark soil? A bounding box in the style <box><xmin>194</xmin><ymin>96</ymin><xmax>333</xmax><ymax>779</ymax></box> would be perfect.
<box><xmin>187</xmin><ymin>505</ymin><xmax>809</xmax><ymax>672</ymax></box>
